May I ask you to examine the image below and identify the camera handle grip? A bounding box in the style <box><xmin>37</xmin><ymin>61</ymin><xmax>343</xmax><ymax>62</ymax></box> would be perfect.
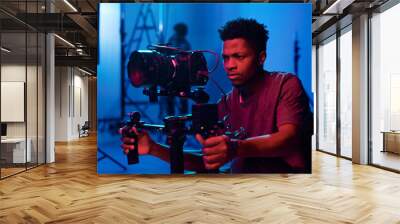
<box><xmin>126</xmin><ymin>130</ymin><xmax>139</xmax><ymax>165</ymax></box>
<box><xmin>125</xmin><ymin>112</ymin><xmax>141</xmax><ymax>165</ymax></box>
<box><xmin>200</xmin><ymin>130</ymin><xmax>220</xmax><ymax>174</ymax></box>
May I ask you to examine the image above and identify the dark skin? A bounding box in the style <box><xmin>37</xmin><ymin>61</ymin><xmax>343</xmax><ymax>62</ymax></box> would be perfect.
<box><xmin>120</xmin><ymin>37</ymin><xmax>304</xmax><ymax>171</ymax></box>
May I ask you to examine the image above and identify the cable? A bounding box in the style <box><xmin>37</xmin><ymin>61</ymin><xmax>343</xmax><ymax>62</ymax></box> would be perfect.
<box><xmin>192</xmin><ymin>49</ymin><xmax>220</xmax><ymax>74</ymax></box>
<box><xmin>209</xmin><ymin>76</ymin><xmax>227</xmax><ymax>98</ymax></box>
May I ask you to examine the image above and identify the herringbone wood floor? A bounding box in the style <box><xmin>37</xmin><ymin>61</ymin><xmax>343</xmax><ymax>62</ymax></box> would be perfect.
<box><xmin>1</xmin><ymin>135</ymin><xmax>400</xmax><ymax>223</ymax></box>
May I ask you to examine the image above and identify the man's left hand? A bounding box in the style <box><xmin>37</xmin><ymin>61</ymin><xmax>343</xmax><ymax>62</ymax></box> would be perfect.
<box><xmin>195</xmin><ymin>134</ymin><xmax>232</xmax><ymax>170</ymax></box>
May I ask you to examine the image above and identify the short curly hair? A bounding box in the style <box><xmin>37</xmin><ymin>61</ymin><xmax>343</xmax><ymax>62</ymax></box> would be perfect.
<box><xmin>174</xmin><ymin>23</ymin><xmax>188</xmax><ymax>36</ymax></box>
<box><xmin>218</xmin><ymin>18</ymin><xmax>269</xmax><ymax>54</ymax></box>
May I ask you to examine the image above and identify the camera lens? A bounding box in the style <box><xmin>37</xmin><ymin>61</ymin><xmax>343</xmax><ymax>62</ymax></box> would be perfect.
<box><xmin>127</xmin><ymin>49</ymin><xmax>209</xmax><ymax>90</ymax></box>
<box><xmin>127</xmin><ymin>50</ymin><xmax>175</xmax><ymax>87</ymax></box>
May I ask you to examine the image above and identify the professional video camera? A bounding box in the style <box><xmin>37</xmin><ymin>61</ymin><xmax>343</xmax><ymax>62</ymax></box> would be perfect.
<box><xmin>127</xmin><ymin>45</ymin><xmax>212</xmax><ymax>103</ymax></box>
<box><xmin>121</xmin><ymin>45</ymin><xmax>223</xmax><ymax>173</ymax></box>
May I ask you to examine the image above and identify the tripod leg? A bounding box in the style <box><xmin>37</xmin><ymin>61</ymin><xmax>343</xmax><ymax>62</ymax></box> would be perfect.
<box><xmin>98</xmin><ymin>148</ymin><xmax>127</xmax><ymax>171</ymax></box>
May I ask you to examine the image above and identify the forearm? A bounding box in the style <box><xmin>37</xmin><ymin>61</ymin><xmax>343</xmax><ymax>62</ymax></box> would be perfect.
<box><xmin>235</xmin><ymin>132</ymin><xmax>298</xmax><ymax>158</ymax></box>
<box><xmin>149</xmin><ymin>143</ymin><xmax>205</xmax><ymax>172</ymax></box>
<box><xmin>148</xmin><ymin>142</ymin><xmax>170</xmax><ymax>162</ymax></box>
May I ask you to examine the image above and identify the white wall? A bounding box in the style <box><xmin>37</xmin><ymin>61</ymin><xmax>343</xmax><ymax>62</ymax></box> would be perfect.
<box><xmin>73</xmin><ymin>73</ymin><xmax>89</xmax><ymax>138</ymax></box>
<box><xmin>54</xmin><ymin>67</ymin><xmax>89</xmax><ymax>141</ymax></box>
<box><xmin>55</xmin><ymin>66</ymin><xmax>69</xmax><ymax>141</ymax></box>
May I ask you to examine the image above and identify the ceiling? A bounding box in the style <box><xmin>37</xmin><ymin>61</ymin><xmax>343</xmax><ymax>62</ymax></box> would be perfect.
<box><xmin>0</xmin><ymin>0</ymin><xmax>98</xmax><ymax>74</ymax></box>
<box><xmin>0</xmin><ymin>0</ymin><xmax>394</xmax><ymax>74</ymax></box>
<box><xmin>311</xmin><ymin>0</ymin><xmax>389</xmax><ymax>43</ymax></box>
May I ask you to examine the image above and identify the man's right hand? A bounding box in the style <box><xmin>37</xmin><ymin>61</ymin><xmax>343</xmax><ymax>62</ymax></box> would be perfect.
<box><xmin>119</xmin><ymin>127</ymin><xmax>155</xmax><ymax>155</ymax></box>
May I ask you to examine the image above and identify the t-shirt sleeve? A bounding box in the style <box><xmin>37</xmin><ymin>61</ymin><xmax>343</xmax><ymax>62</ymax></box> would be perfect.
<box><xmin>276</xmin><ymin>75</ymin><xmax>309</xmax><ymax>128</ymax></box>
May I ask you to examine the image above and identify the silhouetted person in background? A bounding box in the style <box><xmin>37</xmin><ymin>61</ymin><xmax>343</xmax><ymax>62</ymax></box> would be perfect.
<box><xmin>167</xmin><ymin>23</ymin><xmax>191</xmax><ymax>51</ymax></box>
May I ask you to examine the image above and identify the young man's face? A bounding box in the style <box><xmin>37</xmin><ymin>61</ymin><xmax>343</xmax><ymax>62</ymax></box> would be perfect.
<box><xmin>222</xmin><ymin>38</ymin><xmax>265</xmax><ymax>87</ymax></box>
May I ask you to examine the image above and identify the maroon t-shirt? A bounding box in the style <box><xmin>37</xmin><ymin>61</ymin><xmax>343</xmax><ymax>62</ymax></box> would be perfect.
<box><xmin>217</xmin><ymin>71</ymin><xmax>312</xmax><ymax>173</ymax></box>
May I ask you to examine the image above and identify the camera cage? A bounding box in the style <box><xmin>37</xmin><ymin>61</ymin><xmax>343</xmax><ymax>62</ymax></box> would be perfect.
<box><xmin>142</xmin><ymin>45</ymin><xmax>211</xmax><ymax>103</ymax></box>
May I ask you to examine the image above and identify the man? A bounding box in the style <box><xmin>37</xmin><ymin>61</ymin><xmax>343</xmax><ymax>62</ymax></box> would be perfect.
<box><xmin>167</xmin><ymin>23</ymin><xmax>191</xmax><ymax>51</ymax></box>
<box><xmin>120</xmin><ymin>18</ymin><xmax>312</xmax><ymax>173</ymax></box>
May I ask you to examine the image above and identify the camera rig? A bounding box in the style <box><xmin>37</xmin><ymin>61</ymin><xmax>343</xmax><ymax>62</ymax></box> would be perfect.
<box><xmin>121</xmin><ymin>45</ymin><xmax>224</xmax><ymax>174</ymax></box>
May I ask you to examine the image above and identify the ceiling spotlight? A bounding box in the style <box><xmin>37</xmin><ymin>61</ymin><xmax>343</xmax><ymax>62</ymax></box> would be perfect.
<box><xmin>63</xmin><ymin>0</ymin><xmax>78</xmax><ymax>12</ymax></box>
<box><xmin>1</xmin><ymin>47</ymin><xmax>11</xmax><ymax>53</ymax></box>
<box><xmin>78</xmin><ymin>67</ymin><xmax>93</xmax><ymax>76</ymax></box>
<box><xmin>322</xmin><ymin>0</ymin><xmax>355</xmax><ymax>15</ymax></box>
<box><xmin>54</xmin><ymin>34</ymin><xmax>75</xmax><ymax>48</ymax></box>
